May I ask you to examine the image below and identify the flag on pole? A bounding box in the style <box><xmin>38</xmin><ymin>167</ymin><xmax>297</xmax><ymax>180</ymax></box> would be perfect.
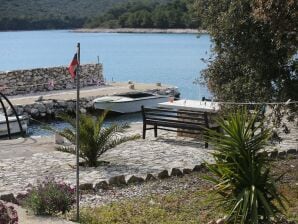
<box><xmin>74</xmin><ymin>43</ymin><xmax>80</xmax><ymax>222</ymax></box>
<box><xmin>68</xmin><ymin>53</ymin><xmax>79</xmax><ymax>79</ymax></box>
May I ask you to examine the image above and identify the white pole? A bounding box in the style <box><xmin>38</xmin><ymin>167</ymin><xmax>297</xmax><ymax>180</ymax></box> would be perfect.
<box><xmin>76</xmin><ymin>42</ymin><xmax>80</xmax><ymax>222</ymax></box>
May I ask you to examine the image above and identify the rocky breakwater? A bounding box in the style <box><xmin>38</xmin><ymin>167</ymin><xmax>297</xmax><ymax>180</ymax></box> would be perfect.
<box><xmin>11</xmin><ymin>96</ymin><xmax>98</xmax><ymax>118</ymax></box>
<box><xmin>0</xmin><ymin>64</ymin><xmax>103</xmax><ymax>96</ymax></box>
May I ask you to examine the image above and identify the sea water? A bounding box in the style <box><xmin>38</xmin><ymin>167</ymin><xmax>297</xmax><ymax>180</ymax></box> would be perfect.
<box><xmin>0</xmin><ymin>30</ymin><xmax>212</xmax><ymax>99</ymax></box>
<box><xmin>0</xmin><ymin>30</ymin><xmax>212</xmax><ymax>136</ymax></box>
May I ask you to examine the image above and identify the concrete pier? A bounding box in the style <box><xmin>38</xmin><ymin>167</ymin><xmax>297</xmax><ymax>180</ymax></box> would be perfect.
<box><xmin>3</xmin><ymin>82</ymin><xmax>179</xmax><ymax>118</ymax></box>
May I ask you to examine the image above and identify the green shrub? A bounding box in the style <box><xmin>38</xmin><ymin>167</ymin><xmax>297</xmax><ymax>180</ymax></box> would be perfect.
<box><xmin>0</xmin><ymin>201</ymin><xmax>18</xmax><ymax>224</ymax></box>
<box><xmin>205</xmin><ymin>109</ymin><xmax>287</xmax><ymax>223</ymax></box>
<box><xmin>58</xmin><ymin>111</ymin><xmax>140</xmax><ymax>167</ymax></box>
<box><xmin>23</xmin><ymin>178</ymin><xmax>75</xmax><ymax>216</ymax></box>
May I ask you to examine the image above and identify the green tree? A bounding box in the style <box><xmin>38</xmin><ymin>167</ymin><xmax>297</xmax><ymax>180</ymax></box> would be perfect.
<box><xmin>126</xmin><ymin>12</ymin><xmax>139</xmax><ymax>27</ymax></box>
<box><xmin>84</xmin><ymin>0</ymin><xmax>199</xmax><ymax>30</ymax></box>
<box><xmin>119</xmin><ymin>13</ymin><xmax>129</xmax><ymax>27</ymax></box>
<box><xmin>152</xmin><ymin>8</ymin><xmax>169</xmax><ymax>28</ymax></box>
<box><xmin>196</xmin><ymin>0</ymin><xmax>298</xmax><ymax>102</ymax></box>
<box><xmin>139</xmin><ymin>10</ymin><xmax>153</xmax><ymax>28</ymax></box>
<box><xmin>58</xmin><ymin>111</ymin><xmax>140</xmax><ymax>167</ymax></box>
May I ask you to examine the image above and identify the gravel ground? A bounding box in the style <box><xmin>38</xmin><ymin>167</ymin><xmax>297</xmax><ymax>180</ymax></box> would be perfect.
<box><xmin>80</xmin><ymin>157</ymin><xmax>298</xmax><ymax>208</ymax></box>
<box><xmin>81</xmin><ymin>170</ymin><xmax>211</xmax><ymax>208</ymax></box>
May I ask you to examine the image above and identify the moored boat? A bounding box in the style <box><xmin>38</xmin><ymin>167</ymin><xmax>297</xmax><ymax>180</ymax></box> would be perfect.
<box><xmin>0</xmin><ymin>114</ymin><xmax>28</xmax><ymax>137</ymax></box>
<box><xmin>93</xmin><ymin>92</ymin><xmax>169</xmax><ymax>113</ymax></box>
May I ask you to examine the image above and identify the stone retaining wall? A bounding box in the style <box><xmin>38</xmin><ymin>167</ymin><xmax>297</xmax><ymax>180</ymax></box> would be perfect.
<box><xmin>0</xmin><ymin>64</ymin><xmax>103</xmax><ymax>96</ymax></box>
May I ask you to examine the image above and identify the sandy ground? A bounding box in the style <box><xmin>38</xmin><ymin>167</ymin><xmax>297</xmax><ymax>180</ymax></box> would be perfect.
<box><xmin>15</xmin><ymin>204</ymin><xmax>77</xmax><ymax>224</ymax></box>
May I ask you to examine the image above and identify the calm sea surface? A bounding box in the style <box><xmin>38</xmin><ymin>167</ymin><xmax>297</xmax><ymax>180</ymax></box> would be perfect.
<box><xmin>0</xmin><ymin>30</ymin><xmax>212</xmax><ymax>99</ymax></box>
<box><xmin>0</xmin><ymin>30</ymin><xmax>212</xmax><ymax>135</ymax></box>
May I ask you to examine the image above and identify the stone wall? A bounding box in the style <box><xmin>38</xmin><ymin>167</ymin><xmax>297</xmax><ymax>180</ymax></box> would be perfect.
<box><xmin>0</xmin><ymin>64</ymin><xmax>103</xmax><ymax>96</ymax></box>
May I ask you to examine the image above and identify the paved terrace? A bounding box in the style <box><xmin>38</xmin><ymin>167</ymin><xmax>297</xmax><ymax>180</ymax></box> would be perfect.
<box><xmin>0</xmin><ymin>122</ymin><xmax>297</xmax><ymax>199</ymax></box>
<box><xmin>0</xmin><ymin>124</ymin><xmax>213</xmax><ymax>197</ymax></box>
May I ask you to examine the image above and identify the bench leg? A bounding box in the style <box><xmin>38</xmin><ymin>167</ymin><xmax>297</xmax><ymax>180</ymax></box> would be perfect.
<box><xmin>154</xmin><ymin>125</ymin><xmax>157</xmax><ymax>137</ymax></box>
<box><xmin>154</xmin><ymin>125</ymin><xmax>157</xmax><ymax>138</ymax></box>
<box><xmin>205</xmin><ymin>131</ymin><xmax>209</xmax><ymax>148</ymax></box>
<box><xmin>143</xmin><ymin>123</ymin><xmax>146</xmax><ymax>139</ymax></box>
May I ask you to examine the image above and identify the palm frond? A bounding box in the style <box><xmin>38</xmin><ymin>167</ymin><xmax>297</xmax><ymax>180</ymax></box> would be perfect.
<box><xmin>56</xmin><ymin>146</ymin><xmax>76</xmax><ymax>154</ymax></box>
<box><xmin>58</xmin><ymin>111</ymin><xmax>138</xmax><ymax>167</ymax></box>
<box><xmin>57</xmin><ymin>113</ymin><xmax>76</xmax><ymax>128</ymax></box>
<box><xmin>59</xmin><ymin>128</ymin><xmax>76</xmax><ymax>144</ymax></box>
<box><xmin>105</xmin><ymin>134</ymin><xmax>140</xmax><ymax>152</ymax></box>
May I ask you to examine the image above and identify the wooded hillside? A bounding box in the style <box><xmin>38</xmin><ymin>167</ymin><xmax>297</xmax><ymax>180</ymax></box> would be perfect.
<box><xmin>86</xmin><ymin>0</ymin><xmax>199</xmax><ymax>29</ymax></box>
<box><xmin>0</xmin><ymin>0</ymin><xmax>169</xmax><ymax>30</ymax></box>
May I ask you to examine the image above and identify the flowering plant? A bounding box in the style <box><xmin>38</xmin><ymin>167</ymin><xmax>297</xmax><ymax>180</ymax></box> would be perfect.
<box><xmin>23</xmin><ymin>178</ymin><xmax>75</xmax><ymax>216</ymax></box>
<box><xmin>0</xmin><ymin>201</ymin><xmax>18</xmax><ymax>224</ymax></box>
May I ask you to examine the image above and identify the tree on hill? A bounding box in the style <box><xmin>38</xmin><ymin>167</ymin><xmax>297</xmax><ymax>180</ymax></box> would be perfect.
<box><xmin>0</xmin><ymin>0</ymin><xmax>150</xmax><ymax>30</ymax></box>
<box><xmin>196</xmin><ymin>0</ymin><xmax>297</xmax><ymax>102</ymax></box>
<box><xmin>85</xmin><ymin>0</ymin><xmax>199</xmax><ymax>29</ymax></box>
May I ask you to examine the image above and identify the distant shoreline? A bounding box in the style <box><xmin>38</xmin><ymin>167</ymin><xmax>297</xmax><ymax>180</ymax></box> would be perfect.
<box><xmin>72</xmin><ymin>28</ymin><xmax>207</xmax><ymax>34</ymax></box>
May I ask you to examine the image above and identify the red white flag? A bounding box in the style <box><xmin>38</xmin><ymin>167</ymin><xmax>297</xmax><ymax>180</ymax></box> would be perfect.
<box><xmin>68</xmin><ymin>53</ymin><xmax>79</xmax><ymax>79</ymax></box>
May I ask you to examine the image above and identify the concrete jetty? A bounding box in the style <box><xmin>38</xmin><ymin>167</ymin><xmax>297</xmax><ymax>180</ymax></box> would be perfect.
<box><xmin>5</xmin><ymin>82</ymin><xmax>179</xmax><ymax>118</ymax></box>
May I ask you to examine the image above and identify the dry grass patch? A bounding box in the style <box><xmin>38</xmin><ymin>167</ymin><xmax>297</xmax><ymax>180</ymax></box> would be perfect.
<box><xmin>80</xmin><ymin>189</ymin><xmax>223</xmax><ymax>224</ymax></box>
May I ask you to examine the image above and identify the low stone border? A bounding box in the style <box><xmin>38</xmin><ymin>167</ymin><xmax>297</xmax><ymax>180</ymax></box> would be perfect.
<box><xmin>1</xmin><ymin>148</ymin><xmax>297</xmax><ymax>204</ymax></box>
<box><xmin>269</xmin><ymin>148</ymin><xmax>298</xmax><ymax>159</ymax></box>
<box><xmin>0</xmin><ymin>163</ymin><xmax>207</xmax><ymax>204</ymax></box>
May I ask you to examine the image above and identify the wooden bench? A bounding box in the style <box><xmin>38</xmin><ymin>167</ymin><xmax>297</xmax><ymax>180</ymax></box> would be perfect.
<box><xmin>141</xmin><ymin>106</ymin><xmax>211</xmax><ymax>148</ymax></box>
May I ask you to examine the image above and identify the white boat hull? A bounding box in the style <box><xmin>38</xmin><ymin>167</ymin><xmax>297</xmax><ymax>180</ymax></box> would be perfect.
<box><xmin>0</xmin><ymin>115</ymin><xmax>28</xmax><ymax>137</ymax></box>
<box><xmin>93</xmin><ymin>95</ymin><xmax>169</xmax><ymax>113</ymax></box>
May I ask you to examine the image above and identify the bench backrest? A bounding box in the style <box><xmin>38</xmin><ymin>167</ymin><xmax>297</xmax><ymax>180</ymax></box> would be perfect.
<box><xmin>141</xmin><ymin>106</ymin><xmax>209</xmax><ymax>128</ymax></box>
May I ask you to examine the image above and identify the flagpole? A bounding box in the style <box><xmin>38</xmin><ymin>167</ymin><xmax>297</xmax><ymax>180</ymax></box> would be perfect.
<box><xmin>76</xmin><ymin>42</ymin><xmax>80</xmax><ymax>222</ymax></box>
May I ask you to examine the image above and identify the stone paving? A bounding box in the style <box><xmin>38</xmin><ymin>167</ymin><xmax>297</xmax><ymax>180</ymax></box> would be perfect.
<box><xmin>0</xmin><ymin>122</ymin><xmax>297</xmax><ymax>199</ymax></box>
<box><xmin>0</xmin><ymin>123</ymin><xmax>213</xmax><ymax>198</ymax></box>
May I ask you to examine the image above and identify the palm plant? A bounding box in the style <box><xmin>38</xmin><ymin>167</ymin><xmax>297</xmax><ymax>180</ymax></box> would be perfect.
<box><xmin>205</xmin><ymin>108</ymin><xmax>287</xmax><ymax>224</ymax></box>
<box><xmin>58</xmin><ymin>111</ymin><xmax>140</xmax><ymax>167</ymax></box>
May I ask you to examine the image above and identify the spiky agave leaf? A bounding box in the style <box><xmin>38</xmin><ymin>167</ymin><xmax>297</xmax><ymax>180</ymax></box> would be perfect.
<box><xmin>204</xmin><ymin>108</ymin><xmax>287</xmax><ymax>223</ymax></box>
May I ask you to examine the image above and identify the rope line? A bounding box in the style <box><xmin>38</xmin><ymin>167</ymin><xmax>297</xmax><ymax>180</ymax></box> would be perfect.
<box><xmin>28</xmin><ymin>117</ymin><xmax>60</xmax><ymax>134</ymax></box>
<box><xmin>216</xmin><ymin>100</ymin><xmax>298</xmax><ymax>105</ymax></box>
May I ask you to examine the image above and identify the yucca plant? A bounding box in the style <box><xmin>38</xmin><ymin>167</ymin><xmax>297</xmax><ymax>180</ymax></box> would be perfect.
<box><xmin>58</xmin><ymin>111</ymin><xmax>140</xmax><ymax>167</ymax></box>
<box><xmin>205</xmin><ymin>108</ymin><xmax>287</xmax><ymax>224</ymax></box>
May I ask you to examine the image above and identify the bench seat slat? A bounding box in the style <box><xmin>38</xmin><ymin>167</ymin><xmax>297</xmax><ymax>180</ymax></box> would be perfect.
<box><xmin>145</xmin><ymin>112</ymin><xmax>206</xmax><ymax>121</ymax></box>
<box><xmin>146</xmin><ymin>119</ymin><xmax>205</xmax><ymax>130</ymax></box>
<box><xmin>156</xmin><ymin>127</ymin><xmax>206</xmax><ymax>135</ymax></box>
<box><xmin>144</xmin><ymin>108</ymin><xmax>206</xmax><ymax>116</ymax></box>
<box><xmin>146</xmin><ymin>117</ymin><xmax>207</xmax><ymax>127</ymax></box>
